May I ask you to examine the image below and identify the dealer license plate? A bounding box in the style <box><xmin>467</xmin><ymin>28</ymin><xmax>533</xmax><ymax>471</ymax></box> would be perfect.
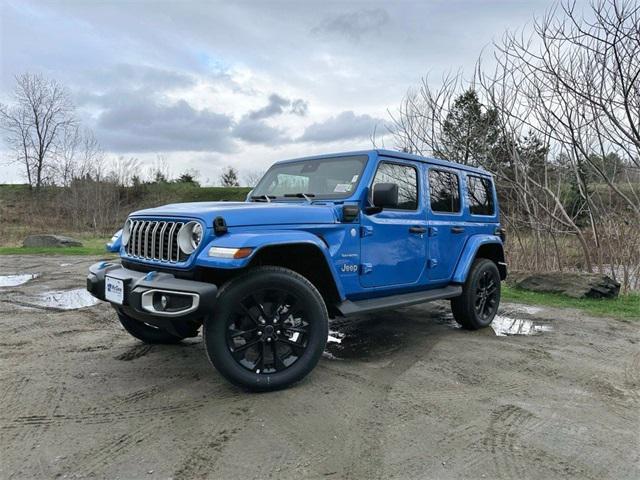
<box><xmin>105</xmin><ymin>276</ymin><xmax>124</xmax><ymax>304</ymax></box>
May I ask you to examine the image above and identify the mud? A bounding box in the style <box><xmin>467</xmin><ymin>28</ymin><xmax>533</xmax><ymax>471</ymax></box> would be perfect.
<box><xmin>0</xmin><ymin>255</ymin><xmax>638</xmax><ymax>479</ymax></box>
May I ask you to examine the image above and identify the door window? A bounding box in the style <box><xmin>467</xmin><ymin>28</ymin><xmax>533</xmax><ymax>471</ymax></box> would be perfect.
<box><xmin>467</xmin><ymin>175</ymin><xmax>495</xmax><ymax>215</ymax></box>
<box><xmin>371</xmin><ymin>162</ymin><xmax>418</xmax><ymax>210</ymax></box>
<box><xmin>428</xmin><ymin>169</ymin><xmax>461</xmax><ymax>213</ymax></box>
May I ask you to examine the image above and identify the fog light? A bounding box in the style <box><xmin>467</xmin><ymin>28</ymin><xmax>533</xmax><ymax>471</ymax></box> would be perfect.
<box><xmin>160</xmin><ymin>295</ymin><xmax>168</xmax><ymax>310</ymax></box>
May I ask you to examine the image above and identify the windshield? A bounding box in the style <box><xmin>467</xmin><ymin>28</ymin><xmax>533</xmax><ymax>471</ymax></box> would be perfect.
<box><xmin>251</xmin><ymin>155</ymin><xmax>367</xmax><ymax>200</ymax></box>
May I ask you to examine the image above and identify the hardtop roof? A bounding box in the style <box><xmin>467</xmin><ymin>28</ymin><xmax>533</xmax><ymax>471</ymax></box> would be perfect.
<box><xmin>274</xmin><ymin>149</ymin><xmax>492</xmax><ymax>176</ymax></box>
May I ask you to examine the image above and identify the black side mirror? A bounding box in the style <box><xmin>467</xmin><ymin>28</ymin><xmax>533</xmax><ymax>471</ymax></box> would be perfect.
<box><xmin>372</xmin><ymin>183</ymin><xmax>399</xmax><ymax>209</ymax></box>
<box><xmin>365</xmin><ymin>183</ymin><xmax>399</xmax><ymax>214</ymax></box>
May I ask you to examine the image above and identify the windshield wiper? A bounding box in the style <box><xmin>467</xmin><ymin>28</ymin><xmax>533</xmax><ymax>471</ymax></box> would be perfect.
<box><xmin>250</xmin><ymin>194</ymin><xmax>275</xmax><ymax>203</ymax></box>
<box><xmin>284</xmin><ymin>193</ymin><xmax>316</xmax><ymax>202</ymax></box>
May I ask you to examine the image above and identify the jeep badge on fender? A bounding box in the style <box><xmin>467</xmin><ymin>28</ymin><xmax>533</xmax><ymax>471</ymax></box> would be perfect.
<box><xmin>87</xmin><ymin>150</ymin><xmax>507</xmax><ymax>391</ymax></box>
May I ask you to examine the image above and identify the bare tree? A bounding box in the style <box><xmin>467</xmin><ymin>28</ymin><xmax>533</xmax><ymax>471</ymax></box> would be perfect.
<box><xmin>242</xmin><ymin>169</ymin><xmax>265</xmax><ymax>187</ymax></box>
<box><xmin>390</xmin><ymin>0</ymin><xmax>640</xmax><ymax>285</ymax></box>
<box><xmin>220</xmin><ymin>166</ymin><xmax>240</xmax><ymax>187</ymax></box>
<box><xmin>493</xmin><ymin>0</ymin><xmax>640</xmax><ymax>216</ymax></box>
<box><xmin>0</xmin><ymin>73</ymin><xmax>76</xmax><ymax>190</ymax></box>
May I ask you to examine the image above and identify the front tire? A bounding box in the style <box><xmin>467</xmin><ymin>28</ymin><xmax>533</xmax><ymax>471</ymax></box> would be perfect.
<box><xmin>451</xmin><ymin>258</ymin><xmax>501</xmax><ymax>329</ymax></box>
<box><xmin>203</xmin><ymin>266</ymin><xmax>329</xmax><ymax>391</ymax></box>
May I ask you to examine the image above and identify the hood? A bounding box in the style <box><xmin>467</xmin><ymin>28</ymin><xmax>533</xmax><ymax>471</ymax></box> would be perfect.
<box><xmin>130</xmin><ymin>201</ymin><xmax>339</xmax><ymax>227</ymax></box>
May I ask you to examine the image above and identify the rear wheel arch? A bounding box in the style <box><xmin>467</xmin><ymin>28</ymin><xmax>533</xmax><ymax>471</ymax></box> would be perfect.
<box><xmin>474</xmin><ymin>243</ymin><xmax>506</xmax><ymax>280</ymax></box>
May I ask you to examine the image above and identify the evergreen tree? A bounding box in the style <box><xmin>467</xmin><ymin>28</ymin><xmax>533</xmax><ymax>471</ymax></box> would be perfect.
<box><xmin>438</xmin><ymin>89</ymin><xmax>500</xmax><ymax>167</ymax></box>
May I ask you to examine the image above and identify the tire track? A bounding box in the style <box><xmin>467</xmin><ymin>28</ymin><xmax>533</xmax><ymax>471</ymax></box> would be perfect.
<box><xmin>624</xmin><ymin>351</ymin><xmax>640</xmax><ymax>401</ymax></box>
<box><xmin>0</xmin><ymin>400</ymin><xmax>211</xmax><ymax>429</ymax></box>
<box><xmin>466</xmin><ymin>404</ymin><xmax>544</xmax><ymax>479</ymax></box>
<box><xmin>115</xmin><ymin>343</ymin><xmax>154</xmax><ymax>361</ymax></box>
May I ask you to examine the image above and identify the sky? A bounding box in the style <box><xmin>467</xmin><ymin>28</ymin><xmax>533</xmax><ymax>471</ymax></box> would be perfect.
<box><xmin>0</xmin><ymin>0</ymin><xmax>563</xmax><ymax>185</ymax></box>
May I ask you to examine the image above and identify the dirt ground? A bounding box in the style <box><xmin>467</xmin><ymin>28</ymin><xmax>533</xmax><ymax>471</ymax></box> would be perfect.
<box><xmin>1</xmin><ymin>255</ymin><xmax>638</xmax><ymax>480</ymax></box>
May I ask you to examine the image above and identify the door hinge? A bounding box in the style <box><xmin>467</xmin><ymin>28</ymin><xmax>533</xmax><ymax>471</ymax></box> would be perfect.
<box><xmin>428</xmin><ymin>226</ymin><xmax>438</xmax><ymax>237</ymax></box>
<box><xmin>427</xmin><ymin>259</ymin><xmax>438</xmax><ymax>268</ymax></box>
<box><xmin>360</xmin><ymin>263</ymin><xmax>373</xmax><ymax>274</ymax></box>
<box><xmin>360</xmin><ymin>226</ymin><xmax>374</xmax><ymax>237</ymax></box>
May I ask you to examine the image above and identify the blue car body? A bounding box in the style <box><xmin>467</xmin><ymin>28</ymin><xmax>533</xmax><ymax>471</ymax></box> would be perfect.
<box><xmin>112</xmin><ymin>149</ymin><xmax>504</xmax><ymax>303</ymax></box>
<box><xmin>89</xmin><ymin>149</ymin><xmax>507</xmax><ymax>390</ymax></box>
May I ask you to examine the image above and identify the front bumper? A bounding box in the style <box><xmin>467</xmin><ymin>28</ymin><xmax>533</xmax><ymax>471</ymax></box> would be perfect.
<box><xmin>87</xmin><ymin>262</ymin><xmax>217</xmax><ymax>334</ymax></box>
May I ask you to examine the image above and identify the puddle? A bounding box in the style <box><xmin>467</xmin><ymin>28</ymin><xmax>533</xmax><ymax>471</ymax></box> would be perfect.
<box><xmin>27</xmin><ymin>289</ymin><xmax>99</xmax><ymax>310</ymax></box>
<box><xmin>327</xmin><ymin>330</ymin><xmax>344</xmax><ymax>344</ymax></box>
<box><xmin>325</xmin><ymin>318</ymin><xmax>407</xmax><ymax>360</ymax></box>
<box><xmin>0</xmin><ymin>274</ymin><xmax>39</xmax><ymax>287</ymax></box>
<box><xmin>491</xmin><ymin>315</ymin><xmax>552</xmax><ymax>336</ymax></box>
<box><xmin>437</xmin><ymin>304</ymin><xmax>552</xmax><ymax>336</ymax></box>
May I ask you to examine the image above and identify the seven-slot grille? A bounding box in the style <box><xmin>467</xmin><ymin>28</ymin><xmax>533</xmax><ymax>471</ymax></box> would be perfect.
<box><xmin>126</xmin><ymin>219</ymin><xmax>189</xmax><ymax>263</ymax></box>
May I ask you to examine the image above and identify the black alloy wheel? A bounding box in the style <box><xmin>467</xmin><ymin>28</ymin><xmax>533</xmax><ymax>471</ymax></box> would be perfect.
<box><xmin>204</xmin><ymin>266</ymin><xmax>328</xmax><ymax>391</ymax></box>
<box><xmin>475</xmin><ymin>268</ymin><xmax>499</xmax><ymax>321</ymax></box>
<box><xmin>451</xmin><ymin>258</ymin><xmax>501</xmax><ymax>329</ymax></box>
<box><xmin>226</xmin><ymin>287</ymin><xmax>310</xmax><ymax>374</ymax></box>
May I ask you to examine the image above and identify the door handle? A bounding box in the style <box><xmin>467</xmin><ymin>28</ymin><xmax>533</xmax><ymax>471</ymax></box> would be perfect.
<box><xmin>409</xmin><ymin>226</ymin><xmax>427</xmax><ymax>234</ymax></box>
<box><xmin>451</xmin><ymin>227</ymin><xmax>465</xmax><ymax>234</ymax></box>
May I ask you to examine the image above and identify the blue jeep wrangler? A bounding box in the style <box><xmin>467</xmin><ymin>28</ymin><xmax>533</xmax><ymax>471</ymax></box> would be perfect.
<box><xmin>87</xmin><ymin>150</ymin><xmax>506</xmax><ymax>390</ymax></box>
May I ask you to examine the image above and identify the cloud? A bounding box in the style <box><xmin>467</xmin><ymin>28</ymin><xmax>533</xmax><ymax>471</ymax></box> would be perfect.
<box><xmin>290</xmin><ymin>99</ymin><xmax>308</xmax><ymax>116</ymax></box>
<box><xmin>84</xmin><ymin>64</ymin><xmax>196</xmax><ymax>91</ymax></box>
<box><xmin>298</xmin><ymin>111</ymin><xmax>387</xmax><ymax>143</ymax></box>
<box><xmin>248</xmin><ymin>93</ymin><xmax>290</xmax><ymax>120</ymax></box>
<box><xmin>95</xmin><ymin>96</ymin><xmax>235</xmax><ymax>152</ymax></box>
<box><xmin>232</xmin><ymin>93</ymin><xmax>308</xmax><ymax>145</ymax></box>
<box><xmin>247</xmin><ymin>93</ymin><xmax>309</xmax><ymax>120</ymax></box>
<box><xmin>312</xmin><ymin>8</ymin><xmax>390</xmax><ymax>41</ymax></box>
<box><xmin>232</xmin><ymin>117</ymin><xmax>289</xmax><ymax>145</ymax></box>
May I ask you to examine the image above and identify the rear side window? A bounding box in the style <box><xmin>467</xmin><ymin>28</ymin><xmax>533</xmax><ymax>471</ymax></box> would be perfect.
<box><xmin>371</xmin><ymin>162</ymin><xmax>418</xmax><ymax>210</ymax></box>
<box><xmin>429</xmin><ymin>169</ymin><xmax>460</xmax><ymax>213</ymax></box>
<box><xmin>467</xmin><ymin>175</ymin><xmax>495</xmax><ymax>215</ymax></box>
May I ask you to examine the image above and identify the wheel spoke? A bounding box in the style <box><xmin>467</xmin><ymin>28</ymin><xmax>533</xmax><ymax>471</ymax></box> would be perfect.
<box><xmin>478</xmin><ymin>297</ymin><xmax>487</xmax><ymax>316</ymax></box>
<box><xmin>277</xmin><ymin>337</ymin><xmax>306</xmax><ymax>354</ymax></box>
<box><xmin>233</xmin><ymin>338</ymin><xmax>260</xmax><ymax>353</ymax></box>
<box><xmin>257</xmin><ymin>343</ymin><xmax>265</xmax><ymax>371</ymax></box>
<box><xmin>251</xmin><ymin>294</ymin><xmax>269</xmax><ymax>320</ymax></box>
<box><xmin>283</xmin><ymin>326</ymin><xmax>307</xmax><ymax>334</ymax></box>
<box><xmin>272</xmin><ymin>290</ymin><xmax>289</xmax><ymax>316</ymax></box>
<box><xmin>271</xmin><ymin>342</ymin><xmax>286</xmax><ymax>370</ymax></box>
<box><xmin>229</xmin><ymin>327</ymin><xmax>257</xmax><ymax>339</ymax></box>
<box><xmin>238</xmin><ymin>303</ymin><xmax>260</xmax><ymax>326</ymax></box>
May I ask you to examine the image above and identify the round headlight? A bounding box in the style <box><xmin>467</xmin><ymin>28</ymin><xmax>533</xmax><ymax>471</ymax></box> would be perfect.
<box><xmin>122</xmin><ymin>219</ymin><xmax>132</xmax><ymax>246</ymax></box>
<box><xmin>177</xmin><ymin>221</ymin><xmax>203</xmax><ymax>254</ymax></box>
<box><xmin>191</xmin><ymin>222</ymin><xmax>203</xmax><ymax>248</ymax></box>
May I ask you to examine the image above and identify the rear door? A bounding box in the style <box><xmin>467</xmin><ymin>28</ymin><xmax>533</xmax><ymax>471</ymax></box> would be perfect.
<box><xmin>360</xmin><ymin>160</ymin><xmax>427</xmax><ymax>288</ymax></box>
<box><xmin>426</xmin><ymin>166</ymin><xmax>468</xmax><ymax>283</ymax></box>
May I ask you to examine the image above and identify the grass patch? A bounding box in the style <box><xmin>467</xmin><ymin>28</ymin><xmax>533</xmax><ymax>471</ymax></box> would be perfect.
<box><xmin>0</xmin><ymin>237</ymin><xmax>115</xmax><ymax>256</ymax></box>
<box><xmin>502</xmin><ymin>285</ymin><xmax>640</xmax><ymax>321</ymax></box>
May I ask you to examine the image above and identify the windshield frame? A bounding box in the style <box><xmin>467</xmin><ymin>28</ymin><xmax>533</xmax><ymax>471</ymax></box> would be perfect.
<box><xmin>251</xmin><ymin>155</ymin><xmax>369</xmax><ymax>201</ymax></box>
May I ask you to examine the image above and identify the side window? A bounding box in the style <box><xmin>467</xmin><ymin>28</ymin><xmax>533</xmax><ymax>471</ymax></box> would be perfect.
<box><xmin>371</xmin><ymin>162</ymin><xmax>418</xmax><ymax>210</ymax></box>
<box><xmin>428</xmin><ymin>169</ymin><xmax>461</xmax><ymax>213</ymax></box>
<box><xmin>467</xmin><ymin>175</ymin><xmax>495</xmax><ymax>215</ymax></box>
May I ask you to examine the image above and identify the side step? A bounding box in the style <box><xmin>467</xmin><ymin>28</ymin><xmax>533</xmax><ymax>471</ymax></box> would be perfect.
<box><xmin>335</xmin><ymin>285</ymin><xmax>463</xmax><ymax>317</ymax></box>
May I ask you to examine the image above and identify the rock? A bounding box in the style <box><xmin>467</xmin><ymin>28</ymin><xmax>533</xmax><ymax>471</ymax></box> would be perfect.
<box><xmin>507</xmin><ymin>270</ymin><xmax>620</xmax><ymax>299</ymax></box>
<box><xmin>23</xmin><ymin>235</ymin><xmax>83</xmax><ymax>248</ymax></box>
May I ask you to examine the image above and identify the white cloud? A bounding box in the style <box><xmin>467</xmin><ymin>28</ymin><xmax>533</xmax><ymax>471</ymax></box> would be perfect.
<box><xmin>0</xmin><ymin>0</ymin><xmax>566</xmax><ymax>183</ymax></box>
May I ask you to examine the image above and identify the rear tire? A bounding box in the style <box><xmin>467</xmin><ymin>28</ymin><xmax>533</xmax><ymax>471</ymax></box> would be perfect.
<box><xmin>203</xmin><ymin>266</ymin><xmax>328</xmax><ymax>392</ymax></box>
<box><xmin>451</xmin><ymin>258</ymin><xmax>501</xmax><ymax>329</ymax></box>
<box><xmin>116</xmin><ymin>309</ymin><xmax>189</xmax><ymax>344</ymax></box>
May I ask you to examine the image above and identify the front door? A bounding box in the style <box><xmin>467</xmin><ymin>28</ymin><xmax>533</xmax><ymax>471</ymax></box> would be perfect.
<box><xmin>360</xmin><ymin>160</ymin><xmax>427</xmax><ymax>288</ymax></box>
